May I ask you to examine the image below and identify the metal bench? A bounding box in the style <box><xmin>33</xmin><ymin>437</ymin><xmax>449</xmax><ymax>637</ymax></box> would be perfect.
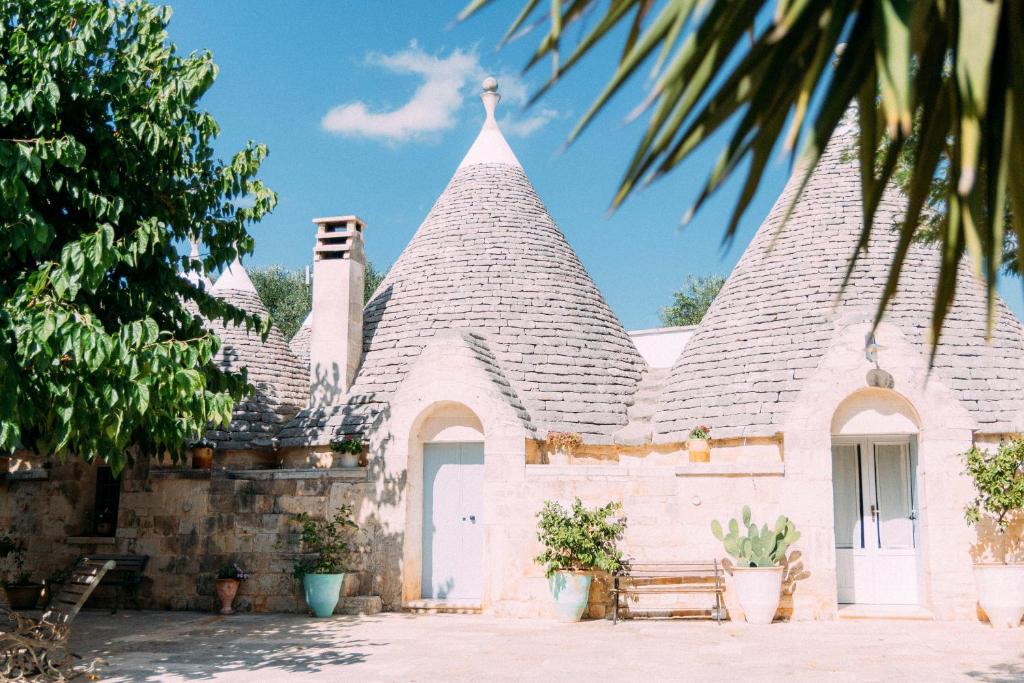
<box><xmin>1</xmin><ymin>559</ymin><xmax>115</xmax><ymax>680</ymax></box>
<box><xmin>73</xmin><ymin>554</ymin><xmax>149</xmax><ymax>612</ymax></box>
<box><xmin>612</xmin><ymin>561</ymin><xmax>725</xmax><ymax>624</ymax></box>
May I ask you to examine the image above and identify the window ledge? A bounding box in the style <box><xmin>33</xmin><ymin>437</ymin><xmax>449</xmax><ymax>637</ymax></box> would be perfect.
<box><xmin>1</xmin><ymin>469</ymin><xmax>48</xmax><ymax>481</ymax></box>
<box><xmin>225</xmin><ymin>467</ymin><xmax>368</xmax><ymax>482</ymax></box>
<box><xmin>67</xmin><ymin>536</ymin><xmax>117</xmax><ymax>545</ymax></box>
<box><xmin>675</xmin><ymin>462</ymin><xmax>784</xmax><ymax>476</ymax></box>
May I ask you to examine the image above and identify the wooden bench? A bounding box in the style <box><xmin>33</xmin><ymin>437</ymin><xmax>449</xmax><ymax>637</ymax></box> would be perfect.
<box><xmin>612</xmin><ymin>561</ymin><xmax>724</xmax><ymax>624</ymax></box>
<box><xmin>1</xmin><ymin>559</ymin><xmax>115</xmax><ymax>680</ymax></box>
<box><xmin>74</xmin><ymin>554</ymin><xmax>149</xmax><ymax>612</ymax></box>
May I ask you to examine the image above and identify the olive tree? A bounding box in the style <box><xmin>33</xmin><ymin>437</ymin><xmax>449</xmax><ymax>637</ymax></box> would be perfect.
<box><xmin>0</xmin><ymin>0</ymin><xmax>275</xmax><ymax>472</ymax></box>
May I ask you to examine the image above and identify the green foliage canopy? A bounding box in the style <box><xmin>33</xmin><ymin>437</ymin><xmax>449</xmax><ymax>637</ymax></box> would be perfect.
<box><xmin>461</xmin><ymin>0</ymin><xmax>1024</xmax><ymax>346</ymax></box>
<box><xmin>534</xmin><ymin>498</ymin><xmax>626</xmax><ymax>577</ymax></box>
<box><xmin>292</xmin><ymin>506</ymin><xmax>358</xmax><ymax>578</ymax></box>
<box><xmin>0</xmin><ymin>0</ymin><xmax>275</xmax><ymax>473</ymax></box>
<box><xmin>250</xmin><ymin>266</ymin><xmax>310</xmax><ymax>340</ymax></box>
<box><xmin>964</xmin><ymin>438</ymin><xmax>1024</xmax><ymax>539</ymax></box>
<box><xmin>659</xmin><ymin>274</ymin><xmax>725</xmax><ymax>327</ymax></box>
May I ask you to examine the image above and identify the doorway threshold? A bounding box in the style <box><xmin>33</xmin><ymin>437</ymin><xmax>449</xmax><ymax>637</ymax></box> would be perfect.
<box><xmin>403</xmin><ymin>599</ymin><xmax>482</xmax><ymax>615</ymax></box>
<box><xmin>838</xmin><ymin>603</ymin><xmax>934</xmax><ymax>620</ymax></box>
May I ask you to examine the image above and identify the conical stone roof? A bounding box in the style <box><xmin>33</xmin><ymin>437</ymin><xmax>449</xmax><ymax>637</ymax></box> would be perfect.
<box><xmin>654</xmin><ymin>118</ymin><xmax>1024</xmax><ymax>442</ymax></box>
<box><xmin>206</xmin><ymin>259</ymin><xmax>310</xmax><ymax>449</ymax></box>
<box><xmin>281</xmin><ymin>79</ymin><xmax>646</xmax><ymax>445</ymax></box>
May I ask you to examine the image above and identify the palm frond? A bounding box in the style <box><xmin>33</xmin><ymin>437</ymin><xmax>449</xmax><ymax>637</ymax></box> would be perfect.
<box><xmin>459</xmin><ymin>0</ymin><xmax>1023</xmax><ymax>346</ymax></box>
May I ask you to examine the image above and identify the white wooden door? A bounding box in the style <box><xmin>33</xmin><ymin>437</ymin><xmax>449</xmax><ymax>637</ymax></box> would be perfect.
<box><xmin>422</xmin><ymin>442</ymin><xmax>484</xmax><ymax>600</ymax></box>
<box><xmin>832</xmin><ymin>439</ymin><xmax>918</xmax><ymax>605</ymax></box>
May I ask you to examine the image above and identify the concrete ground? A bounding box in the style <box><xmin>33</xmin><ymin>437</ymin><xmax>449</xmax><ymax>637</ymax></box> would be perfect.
<box><xmin>68</xmin><ymin>610</ymin><xmax>1024</xmax><ymax>682</ymax></box>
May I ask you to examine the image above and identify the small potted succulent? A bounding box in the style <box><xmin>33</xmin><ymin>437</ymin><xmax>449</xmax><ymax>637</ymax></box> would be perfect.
<box><xmin>215</xmin><ymin>561</ymin><xmax>250</xmax><ymax>615</ymax></box>
<box><xmin>964</xmin><ymin>439</ymin><xmax>1024</xmax><ymax>628</ymax></box>
<box><xmin>330</xmin><ymin>438</ymin><xmax>364</xmax><ymax>469</ymax></box>
<box><xmin>546</xmin><ymin>432</ymin><xmax>583</xmax><ymax>466</ymax></box>
<box><xmin>0</xmin><ymin>532</ymin><xmax>41</xmax><ymax>610</ymax></box>
<box><xmin>293</xmin><ymin>506</ymin><xmax>358</xmax><ymax>617</ymax></box>
<box><xmin>535</xmin><ymin>498</ymin><xmax>626</xmax><ymax>622</ymax></box>
<box><xmin>191</xmin><ymin>437</ymin><xmax>216</xmax><ymax>470</ymax></box>
<box><xmin>711</xmin><ymin>506</ymin><xmax>800</xmax><ymax>624</ymax></box>
<box><xmin>687</xmin><ymin>425</ymin><xmax>711</xmax><ymax>462</ymax></box>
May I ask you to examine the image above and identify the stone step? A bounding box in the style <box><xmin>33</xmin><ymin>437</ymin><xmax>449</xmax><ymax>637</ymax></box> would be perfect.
<box><xmin>335</xmin><ymin>595</ymin><xmax>382</xmax><ymax>615</ymax></box>
<box><xmin>402</xmin><ymin>600</ymin><xmax>482</xmax><ymax>615</ymax></box>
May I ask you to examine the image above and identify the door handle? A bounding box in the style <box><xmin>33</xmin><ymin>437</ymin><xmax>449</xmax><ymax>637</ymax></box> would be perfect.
<box><xmin>870</xmin><ymin>504</ymin><xmax>879</xmax><ymax>520</ymax></box>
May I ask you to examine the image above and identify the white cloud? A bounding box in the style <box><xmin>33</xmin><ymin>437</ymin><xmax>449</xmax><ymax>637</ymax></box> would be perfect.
<box><xmin>500</xmin><ymin>108</ymin><xmax>559</xmax><ymax>138</ymax></box>
<box><xmin>321</xmin><ymin>44</ymin><xmax>557</xmax><ymax>144</ymax></box>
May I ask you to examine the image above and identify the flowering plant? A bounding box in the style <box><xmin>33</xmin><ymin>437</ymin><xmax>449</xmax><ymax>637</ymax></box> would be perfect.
<box><xmin>216</xmin><ymin>562</ymin><xmax>250</xmax><ymax>581</ymax></box>
<box><xmin>688</xmin><ymin>425</ymin><xmax>711</xmax><ymax>440</ymax></box>
<box><xmin>546</xmin><ymin>431</ymin><xmax>583</xmax><ymax>452</ymax></box>
<box><xmin>329</xmin><ymin>437</ymin><xmax>364</xmax><ymax>455</ymax></box>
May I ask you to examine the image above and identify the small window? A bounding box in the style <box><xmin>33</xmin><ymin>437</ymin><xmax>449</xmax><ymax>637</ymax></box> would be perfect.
<box><xmin>93</xmin><ymin>468</ymin><xmax>121</xmax><ymax>537</ymax></box>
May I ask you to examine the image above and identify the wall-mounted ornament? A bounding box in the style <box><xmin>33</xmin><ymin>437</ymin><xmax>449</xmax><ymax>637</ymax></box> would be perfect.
<box><xmin>866</xmin><ymin>368</ymin><xmax>895</xmax><ymax>389</ymax></box>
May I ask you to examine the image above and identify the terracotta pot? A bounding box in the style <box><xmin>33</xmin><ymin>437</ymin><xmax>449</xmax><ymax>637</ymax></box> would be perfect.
<box><xmin>687</xmin><ymin>439</ymin><xmax>711</xmax><ymax>463</ymax></box>
<box><xmin>4</xmin><ymin>583</ymin><xmax>42</xmax><ymax>611</ymax></box>
<box><xmin>215</xmin><ymin>578</ymin><xmax>240</xmax><ymax>615</ymax></box>
<box><xmin>0</xmin><ymin>456</ymin><xmax>9</xmax><ymax>475</ymax></box>
<box><xmin>192</xmin><ymin>446</ymin><xmax>214</xmax><ymax>470</ymax></box>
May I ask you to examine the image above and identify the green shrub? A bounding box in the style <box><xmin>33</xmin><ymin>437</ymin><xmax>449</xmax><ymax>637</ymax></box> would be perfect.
<box><xmin>964</xmin><ymin>438</ymin><xmax>1024</xmax><ymax>562</ymax></box>
<box><xmin>534</xmin><ymin>498</ymin><xmax>626</xmax><ymax>578</ymax></box>
<box><xmin>292</xmin><ymin>506</ymin><xmax>358</xmax><ymax>578</ymax></box>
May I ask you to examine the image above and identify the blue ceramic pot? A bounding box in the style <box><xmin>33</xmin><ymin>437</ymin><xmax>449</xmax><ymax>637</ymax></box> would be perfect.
<box><xmin>303</xmin><ymin>573</ymin><xmax>345</xmax><ymax>618</ymax></box>
<box><xmin>548</xmin><ymin>571</ymin><xmax>592</xmax><ymax>622</ymax></box>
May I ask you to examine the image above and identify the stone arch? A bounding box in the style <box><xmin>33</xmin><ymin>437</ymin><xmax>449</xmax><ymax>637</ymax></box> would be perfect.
<box><xmin>830</xmin><ymin>387</ymin><xmax>921</xmax><ymax>436</ymax></box>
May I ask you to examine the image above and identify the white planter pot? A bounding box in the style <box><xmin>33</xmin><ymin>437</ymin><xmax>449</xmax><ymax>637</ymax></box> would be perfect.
<box><xmin>339</xmin><ymin>452</ymin><xmax>360</xmax><ymax>468</ymax></box>
<box><xmin>973</xmin><ymin>564</ymin><xmax>1024</xmax><ymax>628</ymax></box>
<box><xmin>548</xmin><ymin>448</ymin><xmax>570</xmax><ymax>466</ymax></box>
<box><xmin>730</xmin><ymin>566</ymin><xmax>783</xmax><ymax>624</ymax></box>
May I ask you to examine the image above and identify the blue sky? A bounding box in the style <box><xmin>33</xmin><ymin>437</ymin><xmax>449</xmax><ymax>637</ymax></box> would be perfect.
<box><xmin>166</xmin><ymin>1</ymin><xmax>1024</xmax><ymax>330</ymax></box>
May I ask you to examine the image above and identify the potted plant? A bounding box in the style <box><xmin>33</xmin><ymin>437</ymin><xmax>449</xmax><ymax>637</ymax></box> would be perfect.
<box><xmin>711</xmin><ymin>506</ymin><xmax>800</xmax><ymax>624</ymax></box>
<box><xmin>0</xmin><ymin>532</ymin><xmax>41</xmax><ymax>610</ymax></box>
<box><xmin>687</xmin><ymin>425</ymin><xmax>712</xmax><ymax>462</ymax></box>
<box><xmin>964</xmin><ymin>439</ymin><xmax>1024</xmax><ymax>628</ymax></box>
<box><xmin>329</xmin><ymin>438</ymin><xmax>363</xmax><ymax>469</ymax></box>
<box><xmin>535</xmin><ymin>498</ymin><xmax>626</xmax><ymax>622</ymax></box>
<box><xmin>293</xmin><ymin>506</ymin><xmax>358</xmax><ymax>617</ymax></box>
<box><xmin>215</xmin><ymin>561</ymin><xmax>250</xmax><ymax>615</ymax></box>
<box><xmin>191</xmin><ymin>437</ymin><xmax>215</xmax><ymax>470</ymax></box>
<box><xmin>546</xmin><ymin>432</ymin><xmax>583</xmax><ymax>466</ymax></box>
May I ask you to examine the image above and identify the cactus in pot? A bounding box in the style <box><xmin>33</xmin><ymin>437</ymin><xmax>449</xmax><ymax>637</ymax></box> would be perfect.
<box><xmin>711</xmin><ymin>506</ymin><xmax>800</xmax><ymax>624</ymax></box>
<box><xmin>711</xmin><ymin>505</ymin><xmax>800</xmax><ymax>569</ymax></box>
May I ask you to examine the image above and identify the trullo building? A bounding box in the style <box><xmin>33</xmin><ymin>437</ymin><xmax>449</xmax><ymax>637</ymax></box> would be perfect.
<box><xmin>3</xmin><ymin>81</ymin><xmax>1023</xmax><ymax>621</ymax></box>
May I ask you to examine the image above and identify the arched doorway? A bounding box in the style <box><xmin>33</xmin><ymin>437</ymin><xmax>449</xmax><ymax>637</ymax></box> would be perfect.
<box><xmin>830</xmin><ymin>389</ymin><xmax>921</xmax><ymax>606</ymax></box>
<box><xmin>416</xmin><ymin>402</ymin><xmax>485</xmax><ymax>602</ymax></box>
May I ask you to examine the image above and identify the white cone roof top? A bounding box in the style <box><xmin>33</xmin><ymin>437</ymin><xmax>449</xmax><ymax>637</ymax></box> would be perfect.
<box><xmin>457</xmin><ymin>77</ymin><xmax>521</xmax><ymax>169</ymax></box>
<box><xmin>182</xmin><ymin>240</ymin><xmax>213</xmax><ymax>289</ymax></box>
<box><xmin>211</xmin><ymin>256</ymin><xmax>257</xmax><ymax>294</ymax></box>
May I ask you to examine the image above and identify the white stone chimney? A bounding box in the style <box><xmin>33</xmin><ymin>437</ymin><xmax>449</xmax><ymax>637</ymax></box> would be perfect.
<box><xmin>309</xmin><ymin>215</ymin><xmax>366</xmax><ymax>407</ymax></box>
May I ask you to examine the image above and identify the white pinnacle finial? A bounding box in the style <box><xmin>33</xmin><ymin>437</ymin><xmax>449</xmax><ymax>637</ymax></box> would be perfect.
<box><xmin>457</xmin><ymin>76</ymin><xmax>521</xmax><ymax>169</ymax></box>
<box><xmin>189</xmin><ymin>238</ymin><xmax>200</xmax><ymax>259</ymax></box>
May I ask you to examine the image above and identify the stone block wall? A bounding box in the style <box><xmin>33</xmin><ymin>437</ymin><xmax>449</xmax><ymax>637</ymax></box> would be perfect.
<box><xmin>0</xmin><ymin>456</ymin><xmax>399</xmax><ymax>614</ymax></box>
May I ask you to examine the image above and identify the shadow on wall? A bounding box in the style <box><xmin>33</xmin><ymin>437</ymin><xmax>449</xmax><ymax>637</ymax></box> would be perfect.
<box><xmin>969</xmin><ymin>517</ymin><xmax>1024</xmax><ymax>564</ymax></box>
<box><xmin>74</xmin><ymin>613</ymin><xmax>380</xmax><ymax>680</ymax></box>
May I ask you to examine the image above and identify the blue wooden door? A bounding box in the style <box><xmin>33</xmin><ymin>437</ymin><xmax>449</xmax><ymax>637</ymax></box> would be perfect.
<box><xmin>422</xmin><ymin>443</ymin><xmax>484</xmax><ymax>600</ymax></box>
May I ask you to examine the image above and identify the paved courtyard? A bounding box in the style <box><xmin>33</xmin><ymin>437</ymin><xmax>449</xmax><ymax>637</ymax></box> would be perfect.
<box><xmin>67</xmin><ymin>610</ymin><xmax>1024</xmax><ymax>682</ymax></box>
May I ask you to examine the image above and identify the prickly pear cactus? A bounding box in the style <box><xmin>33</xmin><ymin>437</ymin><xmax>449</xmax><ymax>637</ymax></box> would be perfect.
<box><xmin>711</xmin><ymin>506</ymin><xmax>800</xmax><ymax>568</ymax></box>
